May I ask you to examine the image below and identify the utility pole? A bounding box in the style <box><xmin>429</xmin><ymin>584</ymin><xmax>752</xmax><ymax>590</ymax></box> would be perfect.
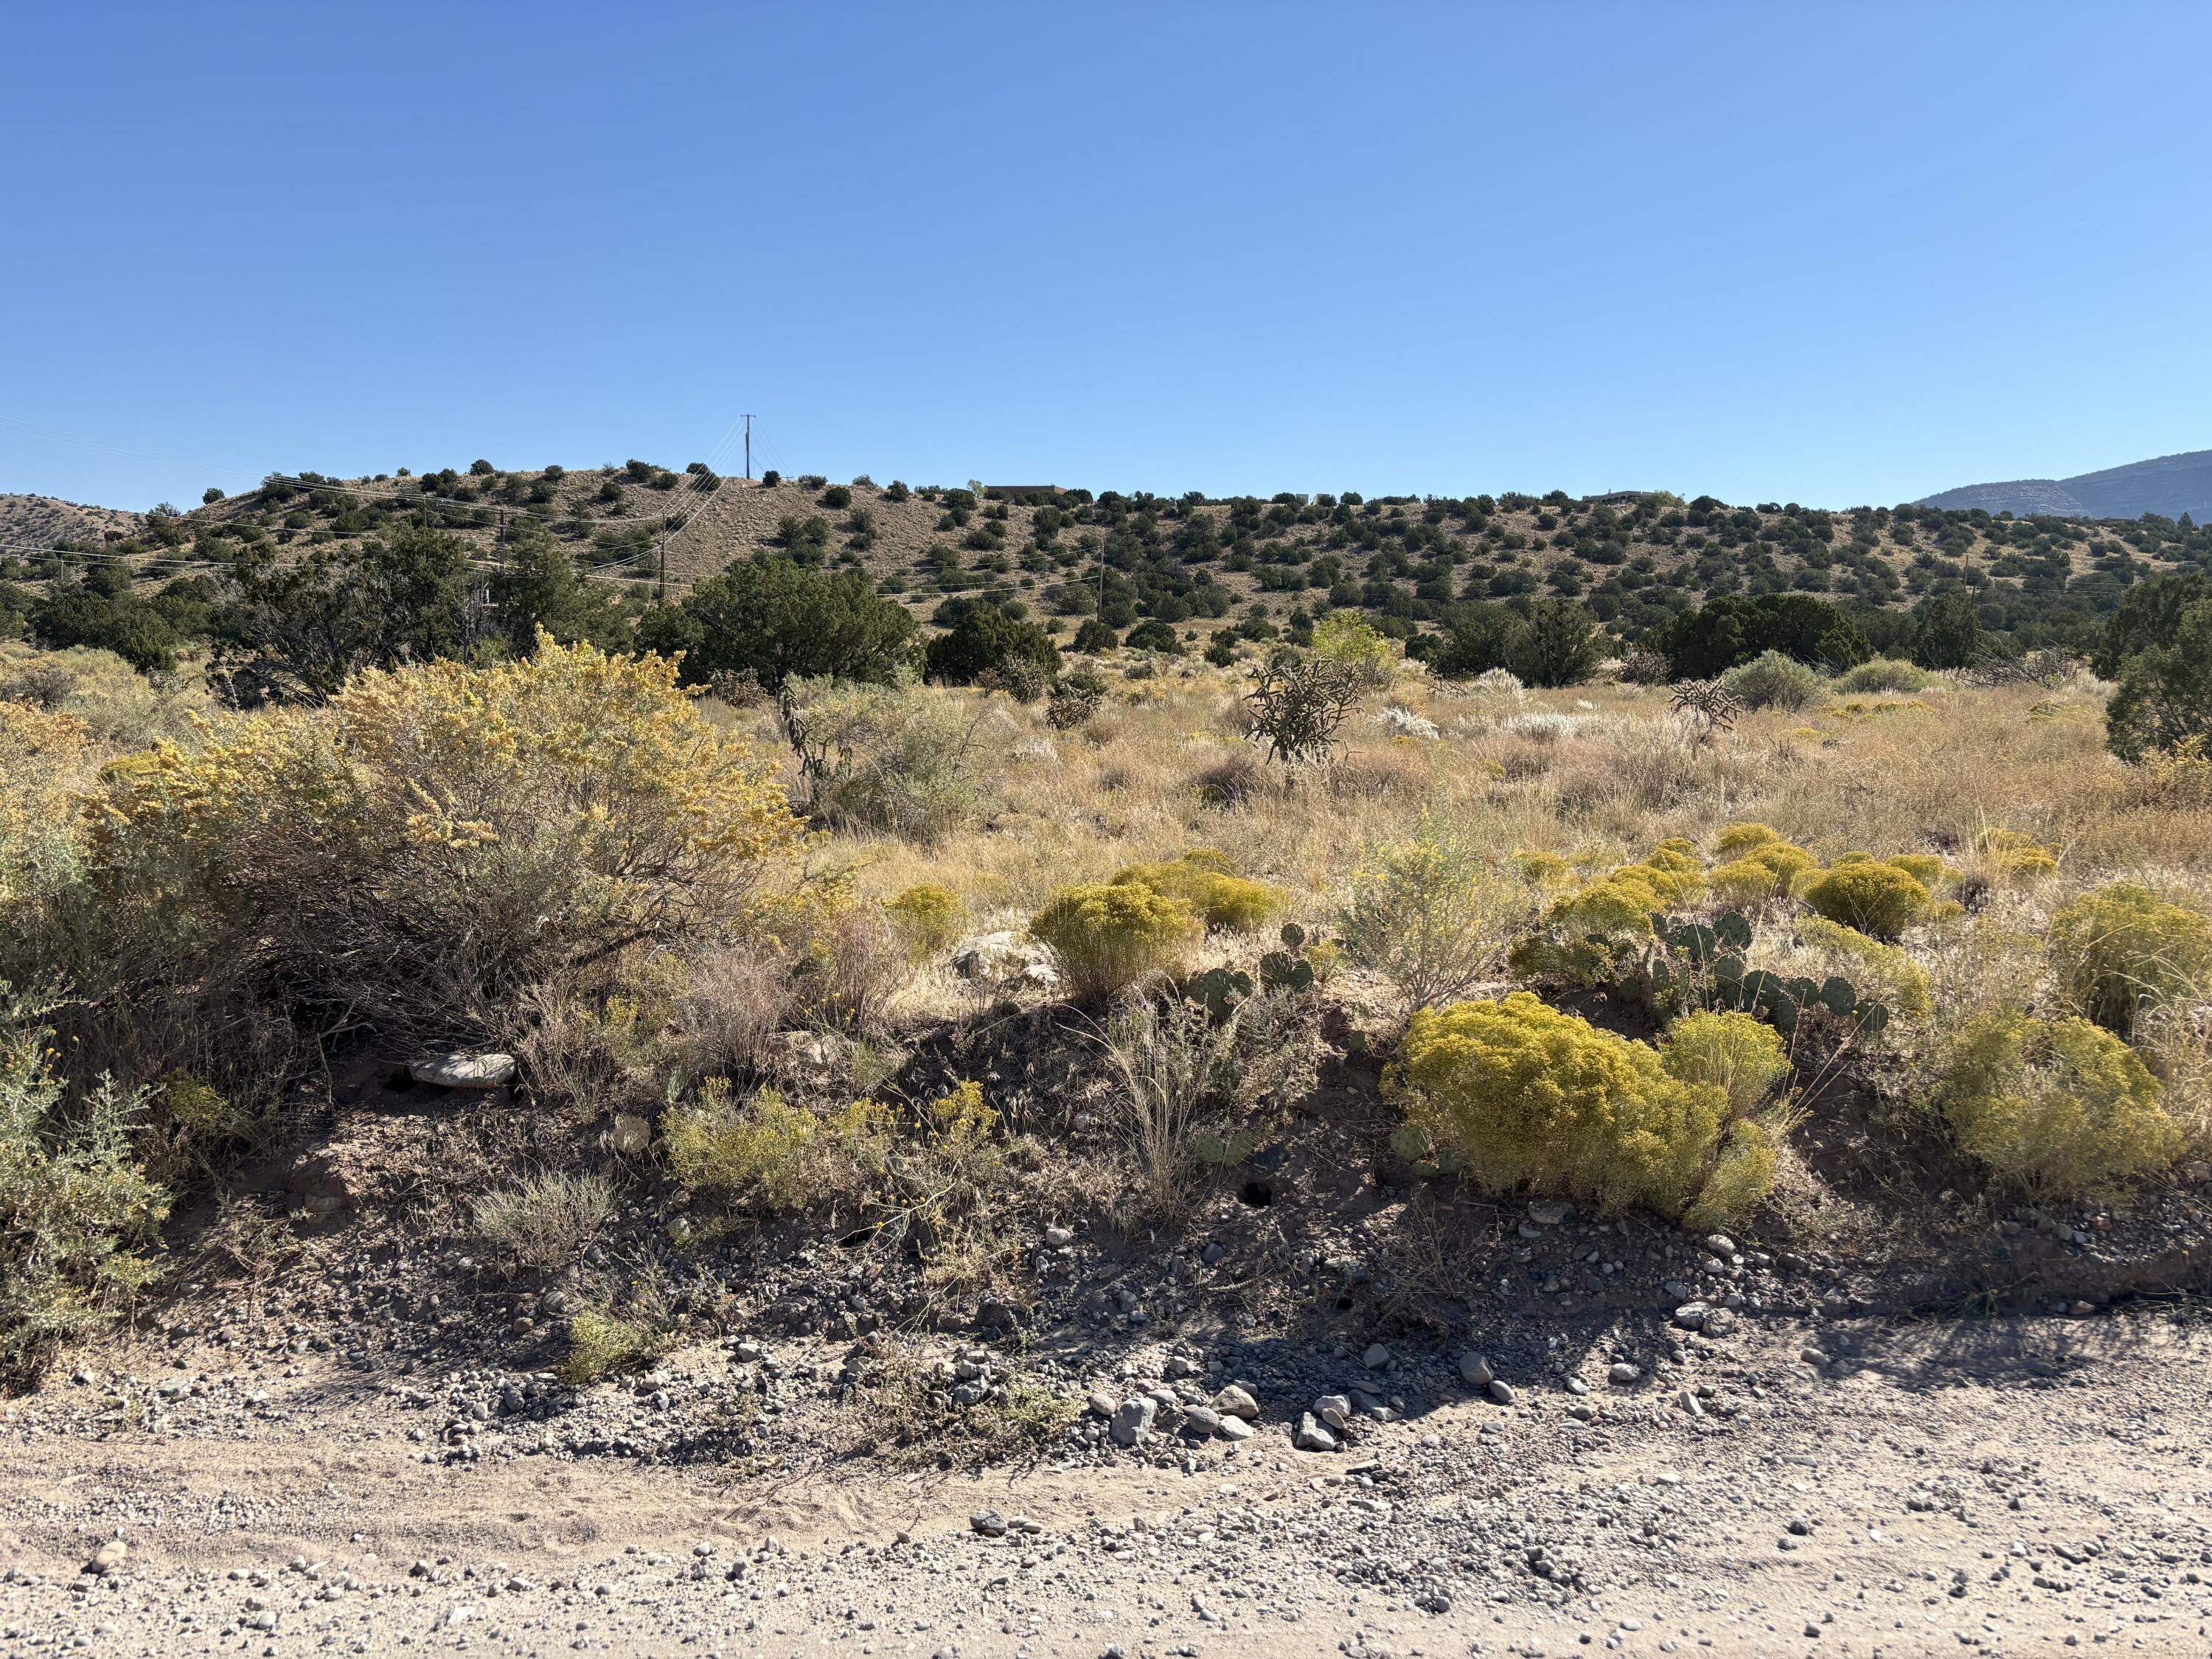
<box><xmin>743</xmin><ymin>414</ymin><xmax>753</xmax><ymax>481</ymax></box>
<box><xmin>657</xmin><ymin>523</ymin><xmax>669</xmax><ymax>602</ymax></box>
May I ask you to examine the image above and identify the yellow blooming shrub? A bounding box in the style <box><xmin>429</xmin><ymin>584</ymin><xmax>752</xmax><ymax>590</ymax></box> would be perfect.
<box><xmin>0</xmin><ymin>700</ymin><xmax>95</xmax><ymax>916</ymax></box>
<box><xmin>1802</xmin><ymin>858</ymin><xmax>1930</xmax><ymax>939</ymax></box>
<box><xmin>1029</xmin><ymin>881</ymin><xmax>1200</xmax><ymax>1001</ymax></box>
<box><xmin>1110</xmin><ymin>850</ymin><xmax>1285</xmax><ymax>932</ymax></box>
<box><xmin>886</xmin><ymin>883</ymin><xmax>964</xmax><ymax>959</ymax></box>
<box><xmin>1386</xmin><ymin>992</ymin><xmax>1778</xmax><ymax>1226</ymax></box>
<box><xmin>91</xmin><ymin>637</ymin><xmax>806</xmax><ymax>1037</ymax></box>
<box><xmin>1939</xmin><ymin>1013</ymin><xmax>2181</xmax><ymax>1197</ymax></box>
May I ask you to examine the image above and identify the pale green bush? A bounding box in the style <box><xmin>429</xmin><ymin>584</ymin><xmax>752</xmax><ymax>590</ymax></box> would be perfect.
<box><xmin>472</xmin><ymin>1170</ymin><xmax>615</xmax><ymax>1275</ymax></box>
<box><xmin>1340</xmin><ymin>818</ymin><xmax>1534</xmax><ymax>1008</ymax></box>
<box><xmin>0</xmin><ymin>992</ymin><xmax>170</xmax><ymax>1385</ymax></box>
<box><xmin>1719</xmin><ymin>650</ymin><xmax>1826</xmax><ymax>712</ymax></box>
<box><xmin>1940</xmin><ymin>1013</ymin><xmax>2181</xmax><ymax>1197</ymax></box>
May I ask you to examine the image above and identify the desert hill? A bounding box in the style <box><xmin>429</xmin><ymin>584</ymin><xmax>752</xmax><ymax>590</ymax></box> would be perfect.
<box><xmin>7</xmin><ymin>459</ymin><xmax>2212</xmax><ymax>655</ymax></box>
<box><xmin>1918</xmin><ymin>446</ymin><xmax>2212</xmax><ymax>523</ymax></box>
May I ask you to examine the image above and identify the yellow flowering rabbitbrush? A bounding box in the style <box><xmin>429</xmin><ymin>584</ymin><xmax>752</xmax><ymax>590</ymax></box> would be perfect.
<box><xmin>1386</xmin><ymin>992</ymin><xmax>1781</xmax><ymax>1228</ymax></box>
<box><xmin>91</xmin><ymin>636</ymin><xmax>807</xmax><ymax>1037</ymax></box>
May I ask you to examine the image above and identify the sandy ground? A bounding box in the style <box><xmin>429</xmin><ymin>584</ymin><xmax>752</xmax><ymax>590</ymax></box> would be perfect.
<box><xmin>3</xmin><ymin>1309</ymin><xmax>2208</xmax><ymax>1659</ymax></box>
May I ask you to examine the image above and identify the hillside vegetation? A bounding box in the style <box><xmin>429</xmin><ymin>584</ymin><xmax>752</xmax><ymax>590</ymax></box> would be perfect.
<box><xmin>8</xmin><ymin>461</ymin><xmax>2212</xmax><ymax>684</ymax></box>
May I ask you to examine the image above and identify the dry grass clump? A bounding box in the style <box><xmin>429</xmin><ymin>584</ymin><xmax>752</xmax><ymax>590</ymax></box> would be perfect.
<box><xmin>2045</xmin><ymin>880</ymin><xmax>2212</xmax><ymax>1038</ymax></box>
<box><xmin>472</xmin><ymin>1169</ymin><xmax>616</xmax><ymax>1275</ymax></box>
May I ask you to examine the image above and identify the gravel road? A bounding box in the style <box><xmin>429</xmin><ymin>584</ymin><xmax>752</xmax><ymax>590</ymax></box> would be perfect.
<box><xmin>4</xmin><ymin>1305</ymin><xmax>2208</xmax><ymax>1658</ymax></box>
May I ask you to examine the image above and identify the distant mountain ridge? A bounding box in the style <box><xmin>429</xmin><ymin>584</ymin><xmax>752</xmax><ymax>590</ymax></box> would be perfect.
<box><xmin>1919</xmin><ymin>448</ymin><xmax>2212</xmax><ymax>522</ymax></box>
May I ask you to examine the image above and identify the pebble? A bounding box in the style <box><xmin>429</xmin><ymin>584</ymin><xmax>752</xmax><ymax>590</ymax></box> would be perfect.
<box><xmin>1608</xmin><ymin>1362</ymin><xmax>1642</xmax><ymax>1385</ymax></box>
<box><xmin>970</xmin><ymin>1509</ymin><xmax>1008</xmax><ymax>1537</ymax></box>
<box><xmin>1487</xmin><ymin>1379</ymin><xmax>1516</xmax><ymax>1406</ymax></box>
<box><xmin>1459</xmin><ymin>1351</ymin><xmax>1494</xmax><ymax>1387</ymax></box>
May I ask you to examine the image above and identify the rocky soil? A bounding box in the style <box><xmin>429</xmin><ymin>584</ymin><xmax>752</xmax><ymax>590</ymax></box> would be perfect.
<box><xmin>4</xmin><ymin>1302</ymin><xmax>2210</xmax><ymax>1658</ymax></box>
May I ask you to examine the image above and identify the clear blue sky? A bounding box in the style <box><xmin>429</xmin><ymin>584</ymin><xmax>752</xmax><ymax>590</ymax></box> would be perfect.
<box><xmin>6</xmin><ymin>1</ymin><xmax>2209</xmax><ymax>512</ymax></box>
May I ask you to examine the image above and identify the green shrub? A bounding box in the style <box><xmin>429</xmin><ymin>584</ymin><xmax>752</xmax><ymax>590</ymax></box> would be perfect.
<box><xmin>0</xmin><ymin>994</ymin><xmax>170</xmax><ymax>1386</ymax></box>
<box><xmin>1833</xmin><ymin>656</ymin><xmax>1932</xmax><ymax>694</ymax></box>
<box><xmin>662</xmin><ymin>1082</ymin><xmax>892</xmax><ymax>1213</ymax></box>
<box><xmin>1112</xmin><ymin>851</ymin><xmax>1284</xmax><ymax>933</ymax></box>
<box><xmin>1719</xmin><ymin>650</ymin><xmax>1826</xmax><ymax>712</ymax></box>
<box><xmin>1803</xmin><ymin>859</ymin><xmax>1930</xmax><ymax>939</ymax></box>
<box><xmin>1385</xmin><ymin>992</ymin><xmax>1775</xmax><ymax>1225</ymax></box>
<box><xmin>1341</xmin><ymin>818</ymin><xmax>1534</xmax><ymax>1008</ymax></box>
<box><xmin>639</xmin><ymin>555</ymin><xmax>916</xmax><ymax>690</ymax></box>
<box><xmin>924</xmin><ymin>608</ymin><xmax>1059</xmax><ymax>689</ymax></box>
<box><xmin>1030</xmin><ymin>882</ymin><xmax>1199</xmax><ymax>1001</ymax></box>
<box><xmin>2104</xmin><ymin>592</ymin><xmax>2212</xmax><ymax>762</ymax></box>
<box><xmin>1939</xmin><ymin>1013</ymin><xmax>2180</xmax><ymax>1197</ymax></box>
<box><xmin>885</xmin><ymin>883</ymin><xmax>963</xmax><ymax>958</ymax></box>
<box><xmin>2047</xmin><ymin>882</ymin><xmax>2212</xmax><ymax>1037</ymax></box>
<box><xmin>558</xmin><ymin>1308</ymin><xmax>666</xmax><ymax>1385</ymax></box>
<box><xmin>1310</xmin><ymin>613</ymin><xmax>1402</xmax><ymax>692</ymax></box>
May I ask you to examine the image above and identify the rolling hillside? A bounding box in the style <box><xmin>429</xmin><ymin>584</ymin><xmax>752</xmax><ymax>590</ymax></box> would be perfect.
<box><xmin>7</xmin><ymin>458</ymin><xmax>2212</xmax><ymax>659</ymax></box>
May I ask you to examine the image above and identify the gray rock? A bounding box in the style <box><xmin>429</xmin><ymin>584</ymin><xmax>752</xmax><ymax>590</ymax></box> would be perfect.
<box><xmin>409</xmin><ymin>1051</ymin><xmax>516</xmax><ymax>1091</ymax></box>
<box><xmin>970</xmin><ymin>1509</ymin><xmax>1008</xmax><ymax>1537</ymax></box>
<box><xmin>1312</xmin><ymin>1393</ymin><xmax>1352</xmax><ymax>1430</ymax></box>
<box><xmin>1110</xmin><ymin>1397</ymin><xmax>1158</xmax><ymax>1447</ymax></box>
<box><xmin>1527</xmin><ymin>1199</ymin><xmax>1571</xmax><ymax>1225</ymax></box>
<box><xmin>1087</xmin><ymin>1390</ymin><xmax>1118</xmax><ymax>1419</ymax></box>
<box><xmin>950</xmin><ymin>931</ymin><xmax>1060</xmax><ymax>988</ymax></box>
<box><xmin>1705</xmin><ymin>1233</ymin><xmax>1739</xmax><ymax>1257</ymax></box>
<box><xmin>1608</xmin><ymin>1362</ymin><xmax>1642</xmax><ymax>1386</ymax></box>
<box><xmin>1486</xmin><ymin>1379</ymin><xmax>1516</xmax><ymax>1406</ymax></box>
<box><xmin>87</xmin><ymin>1541</ymin><xmax>127</xmax><ymax>1576</ymax></box>
<box><xmin>1044</xmin><ymin>1225</ymin><xmax>1075</xmax><ymax>1248</ymax></box>
<box><xmin>1701</xmin><ymin>1307</ymin><xmax>1738</xmax><ymax>1338</ymax></box>
<box><xmin>1211</xmin><ymin>1384</ymin><xmax>1259</xmax><ymax>1420</ymax></box>
<box><xmin>1458</xmin><ymin>1351</ymin><xmax>1494</xmax><ymax>1387</ymax></box>
<box><xmin>1293</xmin><ymin>1412</ymin><xmax>1338</xmax><ymax>1453</ymax></box>
<box><xmin>1362</xmin><ymin>1343</ymin><xmax>1392</xmax><ymax>1370</ymax></box>
<box><xmin>1181</xmin><ymin>1405</ymin><xmax>1225</xmax><ymax>1437</ymax></box>
<box><xmin>1216</xmin><ymin>1413</ymin><xmax>1255</xmax><ymax>1442</ymax></box>
<box><xmin>1672</xmin><ymin>1301</ymin><xmax>1710</xmax><ymax>1330</ymax></box>
<box><xmin>1201</xmin><ymin>1240</ymin><xmax>1227</xmax><ymax>1265</ymax></box>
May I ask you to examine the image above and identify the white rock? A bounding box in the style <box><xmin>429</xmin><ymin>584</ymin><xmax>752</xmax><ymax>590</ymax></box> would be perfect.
<box><xmin>1293</xmin><ymin>1413</ymin><xmax>1338</xmax><ymax>1453</ymax></box>
<box><xmin>409</xmin><ymin>1052</ymin><xmax>515</xmax><ymax>1090</ymax></box>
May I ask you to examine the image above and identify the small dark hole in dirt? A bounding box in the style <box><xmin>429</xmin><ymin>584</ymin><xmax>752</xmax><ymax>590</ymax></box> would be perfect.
<box><xmin>385</xmin><ymin>1065</ymin><xmax>417</xmax><ymax>1093</ymax></box>
<box><xmin>1239</xmin><ymin>1179</ymin><xmax>1273</xmax><ymax>1208</ymax></box>
<box><xmin>1335</xmin><ymin>1294</ymin><xmax>1356</xmax><ymax>1311</ymax></box>
<box><xmin>837</xmin><ymin>1227</ymin><xmax>875</xmax><ymax>1249</ymax></box>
